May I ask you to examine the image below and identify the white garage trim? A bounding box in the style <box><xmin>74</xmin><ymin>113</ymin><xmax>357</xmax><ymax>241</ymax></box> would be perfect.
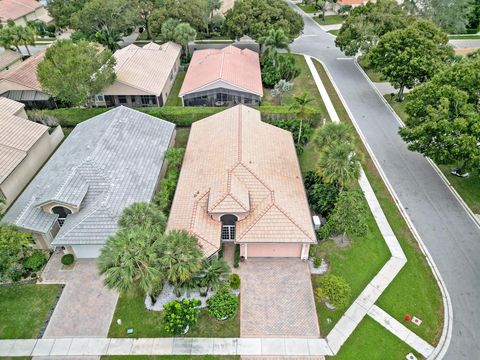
<box><xmin>70</xmin><ymin>245</ymin><xmax>103</xmax><ymax>259</ymax></box>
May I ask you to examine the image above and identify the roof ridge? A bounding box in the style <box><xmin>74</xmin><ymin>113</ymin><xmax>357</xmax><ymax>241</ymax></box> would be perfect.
<box><xmin>272</xmin><ymin>203</ymin><xmax>316</xmax><ymax>241</ymax></box>
<box><xmin>237</xmin><ymin>200</ymin><xmax>274</xmax><ymax>240</ymax></box>
<box><xmin>189</xmin><ymin>190</ymin><xmax>209</xmax><ymax>230</ymax></box>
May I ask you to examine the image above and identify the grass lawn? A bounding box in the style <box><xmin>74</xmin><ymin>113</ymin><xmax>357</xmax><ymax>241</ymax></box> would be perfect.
<box><xmin>166</xmin><ymin>72</ymin><xmax>186</xmax><ymax>106</ymax></box>
<box><xmin>357</xmin><ymin>57</ymin><xmax>384</xmax><ymax>83</ymax></box>
<box><xmin>384</xmin><ymin>96</ymin><xmax>480</xmax><ymax>215</ymax></box>
<box><xmin>328</xmin><ymin>29</ymin><xmax>340</xmax><ymax>36</ymax></box>
<box><xmin>175</xmin><ymin>127</ymin><xmax>190</xmax><ymax>148</ymax></box>
<box><xmin>262</xmin><ymin>54</ymin><xmax>329</xmax><ymax>117</ymax></box>
<box><xmin>108</xmin><ymin>292</ymin><xmax>240</xmax><ymax>338</ymax></box>
<box><xmin>102</xmin><ymin>357</ymin><xmax>239</xmax><ymax>360</ymax></box>
<box><xmin>311</xmin><ymin>60</ymin><xmax>443</xmax><ymax>344</ymax></box>
<box><xmin>0</xmin><ymin>284</ymin><xmax>61</xmax><ymax>339</ymax></box>
<box><xmin>448</xmin><ymin>34</ymin><xmax>480</xmax><ymax>39</ymax></box>
<box><xmin>332</xmin><ymin>317</ymin><xmax>422</xmax><ymax>360</ymax></box>
<box><xmin>298</xmin><ymin>3</ymin><xmax>317</xmax><ymax>13</ymax></box>
<box><xmin>314</xmin><ymin>15</ymin><xmax>344</xmax><ymax>26</ymax></box>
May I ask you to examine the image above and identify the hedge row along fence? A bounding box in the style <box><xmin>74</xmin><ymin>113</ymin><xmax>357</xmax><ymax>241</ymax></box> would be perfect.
<box><xmin>28</xmin><ymin>106</ymin><xmax>326</xmax><ymax>128</ymax></box>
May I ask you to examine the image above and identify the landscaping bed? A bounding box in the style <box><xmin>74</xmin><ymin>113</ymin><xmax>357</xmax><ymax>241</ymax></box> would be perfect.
<box><xmin>165</xmin><ymin>71</ymin><xmax>186</xmax><ymax>106</ymax></box>
<box><xmin>310</xmin><ymin>60</ymin><xmax>443</xmax><ymax>345</ymax></box>
<box><xmin>0</xmin><ymin>284</ymin><xmax>61</xmax><ymax>339</ymax></box>
<box><xmin>108</xmin><ymin>291</ymin><xmax>240</xmax><ymax>338</ymax></box>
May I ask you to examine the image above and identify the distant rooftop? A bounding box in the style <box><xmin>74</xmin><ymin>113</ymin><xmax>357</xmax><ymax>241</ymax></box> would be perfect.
<box><xmin>0</xmin><ymin>48</ymin><xmax>45</xmax><ymax>93</ymax></box>
<box><xmin>0</xmin><ymin>0</ymin><xmax>43</xmax><ymax>21</ymax></box>
<box><xmin>2</xmin><ymin>106</ymin><xmax>175</xmax><ymax>246</ymax></box>
<box><xmin>0</xmin><ymin>49</ymin><xmax>22</xmax><ymax>72</ymax></box>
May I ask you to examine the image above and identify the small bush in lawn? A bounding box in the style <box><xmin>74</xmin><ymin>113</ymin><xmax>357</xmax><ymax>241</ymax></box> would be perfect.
<box><xmin>229</xmin><ymin>273</ymin><xmax>240</xmax><ymax>289</ymax></box>
<box><xmin>207</xmin><ymin>284</ymin><xmax>239</xmax><ymax>320</ymax></box>
<box><xmin>316</xmin><ymin>274</ymin><xmax>351</xmax><ymax>309</ymax></box>
<box><xmin>61</xmin><ymin>254</ymin><xmax>74</xmax><ymax>266</ymax></box>
<box><xmin>233</xmin><ymin>244</ymin><xmax>240</xmax><ymax>268</ymax></box>
<box><xmin>163</xmin><ymin>298</ymin><xmax>201</xmax><ymax>334</ymax></box>
<box><xmin>313</xmin><ymin>257</ymin><xmax>321</xmax><ymax>268</ymax></box>
<box><xmin>23</xmin><ymin>251</ymin><xmax>47</xmax><ymax>272</ymax></box>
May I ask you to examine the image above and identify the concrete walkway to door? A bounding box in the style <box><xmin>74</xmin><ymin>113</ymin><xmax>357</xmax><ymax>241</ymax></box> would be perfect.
<box><xmin>239</xmin><ymin>259</ymin><xmax>320</xmax><ymax>338</ymax></box>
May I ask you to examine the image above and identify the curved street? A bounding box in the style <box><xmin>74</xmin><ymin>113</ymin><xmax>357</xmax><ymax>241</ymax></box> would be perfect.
<box><xmin>287</xmin><ymin>2</ymin><xmax>480</xmax><ymax>359</ymax></box>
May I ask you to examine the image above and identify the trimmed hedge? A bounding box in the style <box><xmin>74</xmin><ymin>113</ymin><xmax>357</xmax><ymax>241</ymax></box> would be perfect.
<box><xmin>28</xmin><ymin>106</ymin><xmax>325</xmax><ymax>128</ymax></box>
<box><xmin>61</xmin><ymin>254</ymin><xmax>74</xmax><ymax>266</ymax></box>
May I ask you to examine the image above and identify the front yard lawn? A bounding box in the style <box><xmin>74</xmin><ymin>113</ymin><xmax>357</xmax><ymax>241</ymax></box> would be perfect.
<box><xmin>0</xmin><ymin>284</ymin><xmax>61</xmax><ymax>339</ymax></box>
<box><xmin>262</xmin><ymin>54</ymin><xmax>329</xmax><ymax>116</ymax></box>
<box><xmin>314</xmin><ymin>15</ymin><xmax>344</xmax><ymax>26</ymax></box>
<box><xmin>328</xmin><ymin>29</ymin><xmax>340</xmax><ymax>36</ymax></box>
<box><xmin>166</xmin><ymin>71</ymin><xmax>186</xmax><ymax>106</ymax></box>
<box><xmin>108</xmin><ymin>292</ymin><xmax>240</xmax><ymax>338</ymax></box>
<box><xmin>385</xmin><ymin>96</ymin><xmax>480</xmax><ymax>215</ymax></box>
<box><xmin>298</xmin><ymin>3</ymin><xmax>317</xmax><ymax>13</ymax></box>
<box><xmin>311</xmin><ymin>60</ymin><xmax>443</xmax><ymax>344</ymax></box>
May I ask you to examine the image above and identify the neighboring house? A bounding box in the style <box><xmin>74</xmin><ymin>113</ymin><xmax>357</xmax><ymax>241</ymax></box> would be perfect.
<box><xmin>0</xmin><ymin>0</ymin><xmax>52</xmax><ymax>26</ymax></box>
<box><xmin>333</xmin><ymin>0</ymin><xmax>367</xmax><ymax>11</ymax></box>
<box><xmin>0</xmin><ymin>97</ymin><xmax>63</xmax><ymax>208</ymax></box>
<box><xmin>2</xmin><ymin>106</ymin><xmax>176</xmax><ymax>258</ymax></box>
<box><xmin>179</xmin><ymin>45</ymin><xmax>263</xmax><ymax>107</ymax></box>
<box><xmin>167</xmin><ymin>105</ymin><xmax>316</xmax><ymax>259</ymax></box>
<box><xmin>0</xmin><ymin>49</ymin><xmax>55</xmax><ymax>109</ymax></box>
<box><xmin>96</xmin><ymin>42</ymin><xmax>182</xmax><ymax>108</ymax></box>
<box><xmin>0</xmin><ymin>50</ymin><xmax>22</xmax><ymax>73</ymax></box>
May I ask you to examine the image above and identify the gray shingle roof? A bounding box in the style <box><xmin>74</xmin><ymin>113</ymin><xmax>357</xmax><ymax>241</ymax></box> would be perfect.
<box><xmin>2</xmin><ymin>106</ymin><xmax>175</xmax><ymax>245</ymax></box>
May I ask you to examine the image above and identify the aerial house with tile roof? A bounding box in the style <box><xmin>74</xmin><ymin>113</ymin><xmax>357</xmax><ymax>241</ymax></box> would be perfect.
<box><xmin>0</xmin><ymin>97</ymin><xmax>63</xmax><ymax>208</ymax></box>
<box><xmin>167</xmin><ymin>105</ymin><xmax>316</xmax><ymax>259</ymax></box>
<box><xmin>2</xmin><ymin>106</ymin><xmax>176</xmax><ymax>258</ymax></box>
<box><xmin>0</xmin><ymin>0</ymin><xmax>51</xmax><ymax>26</ymax></box>
<box><xmin>179</xmin><ymin>45</ymin><xmax>263</xmax><ymax>107</ymax></box>
<box><xmin>95</xmin><ymin>42</ymin><xmax>182</xmax><ymax>108</ymax></box>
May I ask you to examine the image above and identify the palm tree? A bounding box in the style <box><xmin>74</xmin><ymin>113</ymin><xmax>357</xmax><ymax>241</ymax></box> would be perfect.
<box><xmin>157</xmin><ymin>230</ymin><xmax>203</xmax><ymax>284</ymax></box>
<box><xmin>289</xmin><ymin>92</ymin><xmax>314</xmax><ymax>144</ymax></box>
<box><xmin>19</xmin><ymin>26</ymin><xmax>35</xmax><ymax>56</ymax></box>
<box><xmin>118</xmin><ymin>202</ymin><xmax>167</xmax><ymax>232</ymax></box>
<box><xmin>174</xmin><ymin>22</ymin><xmax>197</xmax><ymax>56</ymax></box>
<box><xmin>317</xmin><ymin>141</ymin><xmax>362</xmax><ymax>190</ymax></box>
<box><xmin>98</xmin><ymin>227</ymin><xmax>163</xmax><ymax>294</ymax></box>
<box><xmin>198</xmin><ymin>257</ymin><xmax>230</xmax><ymax>291</ymax></box>
<box><xmin>315</xmin><ymin>123</ymin><xmax>354</xmax><ymax>150</ymax></box>
<box><xmin>261</xmin><ymin>28</ymin><xmax>290</xmax><ymax>54</ymax></box>
<box><xmin>0</xmin><ymin>26</ymin><xmax>21</xmax><ymax>53</ymax></box>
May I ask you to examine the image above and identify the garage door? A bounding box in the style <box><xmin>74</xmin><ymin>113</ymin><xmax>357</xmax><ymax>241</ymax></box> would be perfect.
<box><xmin>71</xmin><ymin>245</ymin><xmax>103</xmax><ymax>258</ymax></box>
<box><xmin>247</xmin><ymin>243</ymin><xmax>302</xmax><ymax>258</ymax></box>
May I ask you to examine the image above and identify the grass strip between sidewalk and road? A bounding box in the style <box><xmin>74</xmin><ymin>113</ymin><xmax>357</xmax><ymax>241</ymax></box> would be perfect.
<box><xmin>309</xmin><ymin>59</ymin><xmax>443</xmax><ymax>346</ymax></box>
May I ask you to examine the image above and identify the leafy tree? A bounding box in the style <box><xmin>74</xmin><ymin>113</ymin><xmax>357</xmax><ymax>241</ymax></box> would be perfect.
<box><xmin>271</xmin><ymin>79</ymin><xmax>293</xmax><ymax>105</ymax></box>
<box><xmin>71</xmin><ymin>0</ymin><xmax>138</xmax><ymax>51</ymax></box>
<box><xmin>0</xmin><ymin>25</ymin><xmax>34</xmax><ymax>54</ymax></box>
<box><xmin>275</xmin><ymin>118</ymin><xmax>313</xmax><ymax>150</ymax></box>
<box><xmin>289</xmin><ymin>92</ymin><xmax>315</xmax><ymax>144</ymax></box>
<box><xmin>0</xmin><ymin>225</ymin><xmax>33</xmax><ymax>281</ymax></box>
<box><xmin>37</xmin><ymin>39</ymin><xmax>116</xmax><ymax>107</ymax></box>
<box><xmin>400</xmin><ymin>82</ymin><xmax>480</xmax><ymax>174</ymax></box>
<box><xmin>118</xmin><ymin>202</ymin><xmax>167</xmax><ymax>231</ymax></box>
<box><xmin>224</xmin><ymin>0</ymin><xmax>303</xmax><ymax>42</ymax></box>
<box><xmin>174</xmin><ymin>23</ymin><xmax>197</xmax><ymax>56</ymax></box>
<box><xmin>369</xmin><ymin>20</ymin><xmax>453</xmax><ymax>100</ymax></box>
<box><xmin>157</xmin><ymin>230</ymin><xmax>203</xmax><ymax>284</ymax></box>
<box><xmin>198</xmin><ymin>257</ymin><xmax>230</xmax><ymax>291</ymax></box>
<box><xmin>335</xmin><ymin>0</ymin><xmax>413</xmax><ymax>56</ymax></box>
<box><xmin>47</xmin><ymin>0</ymin><xmax>88</xmax><ymax>29</ymax></box>
<box><xmin>98</xmin><ymin>227</ymin><xmax>163</xmax><ymax>294</ymax></box>
<box><xmin>156</xmin><ymin>18</ymin><xmax>179</xmax><ymax>42</ymax></box>
<box><xmin>317</xmin><ymin>141</ymin><xmax>362</xmax><ymax>189</ymax></box>
<box><xmin>308</xmin><ymin>182</ymin><xmax>339</xmax><ymax>218</ymax></box>
<box><xmin>261</xmin><ymin>52</ymin><xmax>300</xmax><ymax>87</ymax></box>
<box><xmin>315</xmin><ymin>123</ymin><xmax>354</xmax><ymax>150</ymax></box>
<box><xmin>207</xmin><ymin>283</ymin><xmax>239</xmax><ymax>320</ymax></box>
<box><xmin>132</xmin><ymin>0</ymin><xmax>156</xmax><ymax>39</ymax></box>
<box><xmin>0</xmin><ymin>26</ymin><xmax>17</xmax><ymax>52</ymax></box>
<box><xmin>324</xmin><ymin>188</ymin><xmax>368</xmax><ymax>242</ymax></box>
<box><xmin>467</xmin><ymin>0</ymin><xmax>480</xmax><ymax>31</ymax></box>
<box><xmin>416</xmin><ymin>0</ymin><xmax>473</xmax><ymax>34</ymax></box>
<box><xmin>316</xmin><ymin>274</ymin><xmax>351</xmax><ymax>308</ymax></box>
<box><xmin>163</xmin><ymin>298</ymin><xmax>201</xmax><ymax>334</ymax></box>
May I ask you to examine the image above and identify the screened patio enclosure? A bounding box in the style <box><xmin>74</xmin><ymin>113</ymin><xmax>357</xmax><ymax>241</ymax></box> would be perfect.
<box><xmin>182</xmin><ymin>87</ymin><xmax>261</xmax><ymax>107</ymax></box>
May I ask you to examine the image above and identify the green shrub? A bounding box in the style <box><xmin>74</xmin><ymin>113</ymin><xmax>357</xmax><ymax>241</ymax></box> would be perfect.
<box><xmin>308</xmin><ymin>244</ymin><xmax>316</xmax><ymax>257</ymax></box>
<box><xmin>22</xmin><ymin>251</ymin><xmax>47</xmax><ymax>272</ymax></box>
<box><xmin>308</xmin><ymin>182</ymin><xmax>339</xmax><ymax>218</ymax></box>
<box><xmin>261</xmin><ymin>52</ymin><xmax>300</xmax><ymax>88</ymax></box>
<box><xmin>229</xmin><ymin>273</ymin><xmax>240</xmax><ymax>289</ymax></box>
<box><xmin>207</xmin><ymin>284</ymin><xmax>239</xmax><ymax>320</ymax></box>
<box><xmin>61</xmin><ymin>254</ymin><xmax>74</xmax><ymax>266</ymax></box>
<box><xmin>163</xmin><ymin>298</ymin><xmax>201</xmax><ymax>334</ymax></box>
<box><xmin>233</xmin><ymin>244</ymin><xmax>240</xmax><ymax>268</ymax></box>
<box><xmin>274</xmin><ymin>118</ymin><xmax>313</xmax><ymax>147</ymax></box>
<box><xmin>154</xmin><ymin>148</ymin><xmax>185</xmax><ymax>213</ymax></box>
<box><xmin>316</xmin><ymin>274</ymin><xmax>351</xmax><ymax>309</ymax></box>
<box><xmin>313</xmin><ymin>257</ymin><xmax>321</xmax><ymax>268</ymax></box>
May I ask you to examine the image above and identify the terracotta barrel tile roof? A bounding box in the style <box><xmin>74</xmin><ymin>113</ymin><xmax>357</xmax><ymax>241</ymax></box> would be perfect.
<box><xmin>167</xmin><ymin>105</ymin><xmax>315</xmax><ymax>257</ymax></box>
<box><xmin>179</xmin><ymin>45</ymin><xmax>263</xmax><ymax>98</ymax></box>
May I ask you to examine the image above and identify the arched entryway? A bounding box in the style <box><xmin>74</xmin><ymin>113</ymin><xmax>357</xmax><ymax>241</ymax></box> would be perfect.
<box><xmin>51</xmin><ymin>206</ymin><xmax>72</xmax><ymax>227</ymax></box>
<box><xmin>220</xmin><ymin>214</ymin><xmax>237</xmax><ymax>241</ymax></box>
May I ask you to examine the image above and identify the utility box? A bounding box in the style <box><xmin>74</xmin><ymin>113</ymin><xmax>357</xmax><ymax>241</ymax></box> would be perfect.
<box><xmin>312</xmin><ymin>215</ymin><xmax>321</xmax><ymax>230</ymax></box>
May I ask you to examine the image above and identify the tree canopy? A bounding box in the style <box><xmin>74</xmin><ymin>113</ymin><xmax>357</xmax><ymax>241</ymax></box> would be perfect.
<box><xmin>0</xmin><ymin>225</ymin><xmax>34</xmax><ymax>281</ymax></box>
<box><xmin>224</xmin><ymin>0</ymin><xmax>303</xmax><ymax>41</ymax></box>
<box><xmin>47</xmin><ymin>0</ymin><xmax>88</xmax><ymax>29</ymax></box>
<box><xmin>335</xmin><ymin>0</ymin><xmax>413</xmax><ymax>56</ymax></box>
<box><xmin>37</xmin><ymin>39</ymin><xmax>116</xmax><ymax>107</ymax></box>
<box><xmin>368</xmin><ymin>20</ymin><xmax>453</xmax><ymax>99</ymax></box>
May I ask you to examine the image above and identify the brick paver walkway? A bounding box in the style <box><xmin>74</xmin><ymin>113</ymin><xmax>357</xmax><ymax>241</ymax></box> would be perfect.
<box><xmin>239</xmin><ymin>259</ymin><xmax>320</xmax><ymax>338</ymax></box>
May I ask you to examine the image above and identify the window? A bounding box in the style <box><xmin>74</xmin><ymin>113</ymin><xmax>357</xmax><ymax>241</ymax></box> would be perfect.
<box><xmin>220</xmin><ymin>214</ymin><xmax>237</xmax><ymax>241</ymax></box>
<box><xmin>141</xmin><ymin>95</ymin><xmax>156</xmax><ymax>106</ymax></box>
<box><xmin>118</xmin><ymin>95</ymin><xmax>127</xmax><ymax>104</ymax></box>
<box><xmin>95</xmin><ymin>94</ymin><xmax>104</xmax><ymax>102</ymax></box>
<box><xmin>51</xmin><ymin>206</ymin><xmax>72</xmax><ymax>227</ymax></box>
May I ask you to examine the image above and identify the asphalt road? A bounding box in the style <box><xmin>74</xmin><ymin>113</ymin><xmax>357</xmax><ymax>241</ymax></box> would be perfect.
<box><xmin>288</xmin><ymin>3</ymin><xmax>480</xmax><ymax>359</ymax></box>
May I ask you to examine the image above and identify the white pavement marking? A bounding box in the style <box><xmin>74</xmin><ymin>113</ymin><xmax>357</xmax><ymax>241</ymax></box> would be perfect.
<box><xmin>368</xmin><ymin>305</ymin><xmax>434</xmax><ymax>358</ymax></box>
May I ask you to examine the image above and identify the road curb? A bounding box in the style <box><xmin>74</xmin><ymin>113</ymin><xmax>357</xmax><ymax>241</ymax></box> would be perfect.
<box><xmin>310</xmin><ymin>55</ymin><xmax>453</xmax><ymax>359</ymax></box>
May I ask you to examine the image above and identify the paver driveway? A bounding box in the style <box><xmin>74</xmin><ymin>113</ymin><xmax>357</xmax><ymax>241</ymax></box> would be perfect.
<box><xmin>239</xmin><ymin>259</ymin><xmax>319</xmax><ymax>338</ymax></box>
<box><xmin>41</xmin><ymin>257</ymin><xmax>118</xmax><ymax>338</ymax></box>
